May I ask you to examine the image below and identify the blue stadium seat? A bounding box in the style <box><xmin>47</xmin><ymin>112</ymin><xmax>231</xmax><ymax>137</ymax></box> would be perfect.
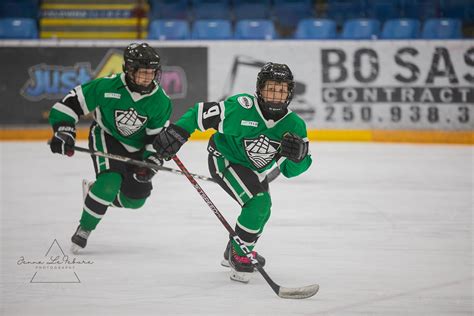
<box><xmin>366</xmin><ymin>0</ymin><xmax>400</xmax><ymax>22</ymax></box>
<box><xmin>149</xmin><ymin>0</ymin><xmax>189</xmax><ymax>20</ymax></box>
<box><xmin>0</xmin><ymin>18</ymin><xmax>38</xmax><ymax>38</ymax></box>
<box><xmin>421</xmin><ymin>18</ymin><xmax>462</xmax><ymax>38</ymax></box>
<box><xmin>326</xmin><ymin>0</ymin><xmax>366</xmax><ymax>26</ymax></box>
<box><xmin>191</xmin><ymin>0</ymin><xmax>231</xmax><ymax>4</ymax></box>
<box><xmin>193</xmin><ymin>2</ymin><xmax>231</xmax><ymax>20</ymax></box>
<box><xmin>273</xmin><ymin>2</ymin><xmax>314</xmax><ymax>29</ymax></box>
<box><xmin>148</xmin><ymin>20</ymin><xmax>190</xmax><ymax>40</ymax></box>
<box><xmin>273</xmin><ymin>0</ymin><xmax>313</xmax><ymax>5</ymax></box>
<box><xmin>0</xmin><ymin>0</ymin><xmax>38</xmax><ymax>19</ymax></box>
<box><xmin>468</xmin><ymin>5</ymin><xmax>474</xmax><ymax>24</ymax></box>
<box><xmin>235</xmin><ymin>19</ymin><xmax>276</xmax><ymax>39</ymax></box>
<box><xmin>342</xmin><ymin>18</ymin><xmax>381</xmax><ymax>39</ymax></box>
<box><xmin>381</xmin><ymin>19</ymin><xmax>420</xmax><ymax>39</ymax></box>
<box><xmin>233</xmin><ymin>0</ymin><xmax>271</xmax><ymax>5</ymax></box>
<box><xmin>192</xmin><ymin>19</ymin><xmax>232</xmax><ymax>39</ymax></box>
<box><xmin>402</xmin><ymin>0</ymin><xmax>438</xmax><ymax>21</ymax></box>
<box><xmin>440</xmin><ymin>0</ymin><xmax>473</xmax><ymax>23</ymax></box>
<box><xmin>294</xmin><ymin>19</ymin><xmax>337</xmax><ymax>39</ymax></box>
<box><xmin>234</xmin><ymin>3</ymin><xmax>269</xmax><ymax>20</ymax></box>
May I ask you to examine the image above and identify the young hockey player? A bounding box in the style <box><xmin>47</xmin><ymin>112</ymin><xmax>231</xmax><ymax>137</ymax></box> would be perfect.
<box><xmin>49</xmin><ymin>43</ymin><xmax>171</xmax><ymax>253</ymax></box>
<box><xmin>152</xmin><ymin>62</ymin><xmax>312</xmax><ymax>282</ymax></box>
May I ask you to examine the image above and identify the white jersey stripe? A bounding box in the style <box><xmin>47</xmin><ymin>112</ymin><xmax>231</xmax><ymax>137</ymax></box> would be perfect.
<box><xmin>197</xmin><ymin>102</ymin><xmax>205</xmax><ymax>131</ymax></box>
<box><xmin>276</xmin><ymin>156</ymin><xmax>287</xmax><ymax>168</ymax></box>
<box><xmin>212</xmin><ymin>156</ymin><xmax>244</xmax><ymax>205</ymax></box>
<box><xmin>228</xmin><ymin>167</ymin><xmax>253</xmax><ymax>200</ymax></box>
<box><xmin>94</xmin><ymin>109</ymin><xmax>114</xmax><ymax>136</ymax></box>
<box><xmin>236</xmin><ymin>220</ymin><xmax>260</xmax><ymax>234</ymax></box>
<box><xmin>88</xmin><ymin>191</ymin><xmax>110</xmax><ymax>206</ymax></box>
<box><xmin>212</xmin><ymin>155</ymin><xmax>223</xmax><ymax>177</ymax></box>
<box><xmin>120</xmin><ymin>141</ymin><xmax>140</xmax><ymax>152</ymax></box>
<box><xmin>83</xmin><ymin>205</ymin><xmax>104</xmax><ymax>219</ymax></box>
<box><xmin>52</xmin><ymin>102</ymin><xmax>78</xmax><ymax>123</ymax></box>
<box><xmin>117</xmin><ymin>192</ymin><xmax>124</xmax><ymax>207</ymax></box>
<box><xmin>75</xmin><ymin>85</ymin><xmax>89</xmax><ymax>115</ymax></box>
<box><xmin>218</xmin><ymin>101</ymin><xmax>225</xmax><ymax>134</ymax></box>
<box><xmin>146</xmin><ymin>144</ymin><xmax>156</xmax><ymax>153</ymax></box>
<box><xmin>91</xmin><ymin>125</ymin><xmax>101</xmax><ymax>170</ymax></box>
<box><xmin>100</xmin><ymin>127</ymin><xmax>110</xmax><ymax>170</ymax></box>
<box><xmin>223</xmin><ymin>176</ymin><xmax>244</xmax><ymax>206</ymax></box>
<box><xmin>146</xmin><ymin>126</ymin><xmax>163</xmax><ymax>135</ymax></box>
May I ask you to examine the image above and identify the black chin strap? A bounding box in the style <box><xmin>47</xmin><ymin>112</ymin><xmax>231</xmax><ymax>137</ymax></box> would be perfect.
<box><xmin>125</xmin><ymin>73</ymin><xmax>156</xmax><ymax>95</ymax></box>
<box><xmin>258</xmin><ymin>103</ymin><xmax>288</xmax><ymax>121</ymax></box>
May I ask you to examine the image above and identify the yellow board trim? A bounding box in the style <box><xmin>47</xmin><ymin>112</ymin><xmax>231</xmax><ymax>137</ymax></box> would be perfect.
<box><xmin>41</xmin><ymin>18</ymin><xmax>149</xmax><ymax>26</ymax></box>
<box><xmin>0</xmin><ymin>128</ymin><xmax>89</xmax><ymax>141</ymax></box>
<box><xmin>40</xmin><ymin>31</ymin><xmax>148</xmax><ymax>39</ymax></box>
<box><xmin>307</xmin><ymin>129</ymin><xmax>373</xmax><ymax>142</ymax></box>
<box><xmin>1</xmin><ymin>128</ymin><xmax>472</xmax><ymax>144</ymax></box>
<box><xmin>41</xmin><ymin>4</ymin><xmax>147</xmax><ymax>10</ymax></box>
<box><xmin>372</xmin><ymin>130</ymin><xmax>474</xmax><ymax>144</ymax></box>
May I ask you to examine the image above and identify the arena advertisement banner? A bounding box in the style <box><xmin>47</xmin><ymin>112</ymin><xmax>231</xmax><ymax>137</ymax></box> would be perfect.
<box><xmin>0</xmin><ymin>46</ymin><xmax>207</xmax><ymax>125</ymax></box>
<box><xmin>209</xmin><ymin>41</ymin><xmax>473</xmax><ymax>132</ymax></box>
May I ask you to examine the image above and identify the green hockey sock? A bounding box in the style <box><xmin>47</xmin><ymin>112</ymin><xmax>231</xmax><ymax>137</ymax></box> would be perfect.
<box><xmin>80</xmin><ymin>172</ymin><xmax>122</xmax><ymax>231</ymax></box>
<box><xmin>232</xmin><ymin>192</ymin><xmax>272</xmax><ymax>256</ymax></box>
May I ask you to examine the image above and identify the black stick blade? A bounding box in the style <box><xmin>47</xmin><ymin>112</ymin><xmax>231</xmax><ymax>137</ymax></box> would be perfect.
<box><xmin>278</xmin><ymin>284</ymin><xmax>319</xmax><ymax>299</ymax></box>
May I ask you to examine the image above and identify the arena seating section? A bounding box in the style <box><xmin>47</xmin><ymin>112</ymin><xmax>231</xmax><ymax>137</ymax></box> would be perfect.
<box><xmin>0</xmin><ymin>0</ymin><xmax>472</xmax><ymax>39</ymax></box>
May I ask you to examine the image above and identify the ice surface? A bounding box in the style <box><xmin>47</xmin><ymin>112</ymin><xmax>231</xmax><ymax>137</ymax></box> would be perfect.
<box><xmin>1</xmin><ymin>141</ymin><xmax>472</xmax><ymax>315</ymax></box>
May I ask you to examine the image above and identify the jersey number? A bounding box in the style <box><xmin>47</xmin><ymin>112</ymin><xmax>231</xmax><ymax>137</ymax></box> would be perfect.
<box><xmin>203</xmin><ymin>104</ymin><xmax>220</xmax><ymax>119</ymax></box>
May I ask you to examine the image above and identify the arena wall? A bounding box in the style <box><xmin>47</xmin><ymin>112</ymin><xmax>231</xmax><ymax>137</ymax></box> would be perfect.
<box><xmin>0</xmin><ymin>40</ymin><xmax>472</xmax><ymax>143</ymax></box>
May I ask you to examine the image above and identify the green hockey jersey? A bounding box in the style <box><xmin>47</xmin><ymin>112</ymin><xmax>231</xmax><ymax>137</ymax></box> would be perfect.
<box><xmin>176</xmin><ymin>93</ymin><xmax>312</xmax><ymax>178</ymax></box>
<box><xmin>49</xmin><ymin>73</ymin><xmax>172</xmax><ymax>153</ymax></box>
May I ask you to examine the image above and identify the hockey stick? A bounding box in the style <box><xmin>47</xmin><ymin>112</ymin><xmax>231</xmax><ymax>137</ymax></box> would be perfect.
<box><xmin>49</xmin><ymin>142</ymin><xmax>281</xmax><ymax>184</ymax></box>
<box><xmin>172</xmin><ymin>155</ymin><xmax>319</xmax><ymax>299</ymax></box>
<box><xmin>50</xmin><ymin>143</ymin><xmax>217</xmax><ymax>182</ymax></box>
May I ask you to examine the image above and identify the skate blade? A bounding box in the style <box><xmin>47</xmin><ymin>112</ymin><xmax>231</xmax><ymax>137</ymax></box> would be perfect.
<box><xmin>230</xmin><ymin>269</ymin><xmax>252</xmax><ymax>283</ymax></box>
<box><xmin>70</xmin><ymin>243</ymin><xmax>83</xmax><ymax>254</ymax></box>
<box><xmin>222</xmin><ymin>259</ymin><xmax>259</xmax><ymax>272</ymax></box>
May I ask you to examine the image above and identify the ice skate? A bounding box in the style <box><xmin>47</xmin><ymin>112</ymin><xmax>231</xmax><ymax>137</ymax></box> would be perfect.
<box><xmin>221</xmin><ymin>240</ymin><xmax>265</xmax><ymax>270</ymax></box>
<box><xmin>71</xmin><ymin>225</ymin><xmax>91</xmax><ymax>254</ymax></box>
<box><xmin>82</xmin><ymin>179</ymin><xmax>94</xmax><ymax>200</ymax></box>
<box><xmin>228</xmin><ymin>245</ymin><xmax>258</xmax><ymax>283</ymax></box>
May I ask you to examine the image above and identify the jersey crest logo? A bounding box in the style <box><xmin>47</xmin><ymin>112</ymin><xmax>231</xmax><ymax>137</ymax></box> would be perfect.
<box><xmin>114</xmin><ymin>108</ymin><xmax>148</xmax><ymax>137</ymax></box>
<box><xmin>243</xmin><ymin>135</ymin><xmax>280</xmax><ymax>169</ymax></box>
<box><xmin>237</xmin><ymin>96</ymin><xmax>253</xmax><ymax>109</ymax></box>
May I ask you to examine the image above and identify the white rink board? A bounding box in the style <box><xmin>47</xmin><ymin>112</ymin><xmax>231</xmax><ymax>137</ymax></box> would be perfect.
<box><xmin>209</xmin><ymin>40</ymin><xmax>474</xmax><ymax>130</ymax></box>
<box><xmin>1</xmin><ymin>39</ymin><xmax>472</xmax><ymax>132</ymax></box>
<box><xmin>1</xmin><ymin>141</ymin><xmax>472</xmax><ymax>315</ymax></box>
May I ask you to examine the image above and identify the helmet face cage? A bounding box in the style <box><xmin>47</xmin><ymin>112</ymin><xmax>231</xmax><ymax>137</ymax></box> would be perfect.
<box><xmin>256</xmin><ymin>62</ymin><xmax>295</xmax><ymax>116</ymax></box>
<box><xmin>123</xmin><ymin>43</ymin><xmax>162</xmax><ymax>94</ymax></box>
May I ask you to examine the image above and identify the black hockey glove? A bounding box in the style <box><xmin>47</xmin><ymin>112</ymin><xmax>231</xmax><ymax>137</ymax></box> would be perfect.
<box><xmin>50</xmin><ymin>124</ymin><xmax>76</xmax><ymax>156</ymax></box>
<box><xmin>280</xmin><ymin>132</ymin><xmax>308</xmax><ymax>163</ymax></box>
<box><xmin>153</xmin><ymin>124</ymin><xmax>190</xmax><ymax>160</ymax></box>
<box><xmin>133</xmin><ymin>155</ymin><xmax>163</xmax><ymax>183</ymax></box>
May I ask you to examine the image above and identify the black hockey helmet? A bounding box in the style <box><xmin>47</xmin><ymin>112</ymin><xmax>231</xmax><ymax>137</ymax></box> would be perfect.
<box><xmin>256</xmin><ymin>62</ymin><xmax>295</xmax><ymax>119</ymax></box>
<box><xmin>123</xmin><ymin>42</ymin><xmax>162</xmax><ymax>94</ymax></box>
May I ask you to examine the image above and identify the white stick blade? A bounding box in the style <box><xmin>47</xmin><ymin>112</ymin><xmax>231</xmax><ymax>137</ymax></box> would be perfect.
<box><xmin>278</xmin><ymin>284</ymin><xmax>319</xmax><ymax>299</ymax></box>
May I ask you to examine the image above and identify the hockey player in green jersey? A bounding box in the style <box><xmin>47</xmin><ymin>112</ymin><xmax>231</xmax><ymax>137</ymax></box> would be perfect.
<box><xmin>49</xmin><ymin>43</ymin><xmax>172</xmax><ymax>253</ymax></box>
<box><xmin>152</xmin><ymin>62</ymin><xmax>312</xmax><ymax>282</ymax></box>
